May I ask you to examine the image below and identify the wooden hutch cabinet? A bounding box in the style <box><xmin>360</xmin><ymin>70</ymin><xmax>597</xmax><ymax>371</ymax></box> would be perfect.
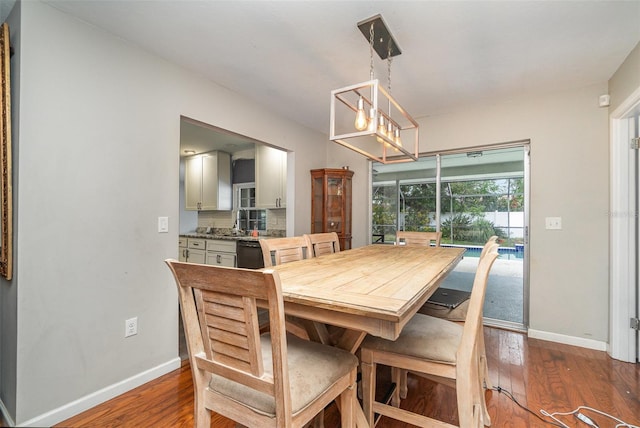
<box><xmin>310</xmin><ymin>168</ymin><xmax>354</xmax><ymax>251</ymax></box>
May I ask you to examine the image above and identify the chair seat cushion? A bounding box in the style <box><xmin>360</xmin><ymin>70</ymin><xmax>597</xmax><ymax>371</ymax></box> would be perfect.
<box><xmin>361</xmin><ymin>314</ymin><xmax>463</xmax><ymax>364</ymax></box>
<box><xmin>209</xmin><ymin>333</ymin><xmax>358</xmax><ymax>417</ymax></box>
<box><xmin>418</xmin><ymin>298</ymin><xmax>469</xmax><ymax>322</ymax></box>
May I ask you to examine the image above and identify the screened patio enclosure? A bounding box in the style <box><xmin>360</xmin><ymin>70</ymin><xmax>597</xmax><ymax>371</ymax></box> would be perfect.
<box><xmin>371</xmin><ymin>145</ymin><xmax>529</xmax><ymax>328</ymax></box>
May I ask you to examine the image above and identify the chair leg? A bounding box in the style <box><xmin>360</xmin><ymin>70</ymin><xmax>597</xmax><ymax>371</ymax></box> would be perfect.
<box><xmin>457</xmin><ymin>362</ymin><xmax>485</xmax><ymax>428</ymax></box>
<box><xmin>476</xmin><ymin>360</ymin><xmax>491</xmax><ymax>427</ymax></box>
<box><xmin>394</xmin><ymin>368</ymin><xmax>408</xmax><ymax>400</ymax></box>
<box><xmin>194</xmin><ymin>396</ymin><xmax>211</xmax><ymax>428</ymax></box>
<box><xmin>480</xmin><ymin>387</ymin><xmax>491</xmax><ymax>426</ymax></box>
<box><xmin>360</xmin><ymin>350</ymin><xmax>376</xmax><ymax>427</ymax></box>
<box><xmin>478</xmin><ymin>330</ymin><xmax>492</xmax><ymax>425</ymax></box>
<box><xmin>338</xmin><ymin>382</ymin><xmax>356</xmax><ymax>427</ymax></box>
<box><xmin>479</xmin><ymin>329</ymin><xmax>492</xmax><ymax>389</ymax></box>
<box><xmin>390</xmin><ymin>367</ymin><xmax>404</xmax><ymax>406</ymax></box>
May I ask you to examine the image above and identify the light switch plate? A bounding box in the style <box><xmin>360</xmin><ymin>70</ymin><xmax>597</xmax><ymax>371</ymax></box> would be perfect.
<box><xmin>545</xmin><ymin>217</ymin><xmax>562</xmax><ymax>230</ymax></box>
<box><xmin>158</xmin><ymin>216</ymin><xmax>169</xmax><ymax>233</ymax></box>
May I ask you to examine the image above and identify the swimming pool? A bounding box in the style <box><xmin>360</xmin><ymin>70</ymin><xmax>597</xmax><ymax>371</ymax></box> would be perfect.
<box><xmin>442</xmin><ymin>244</ymin><xmax>524</xmax><ymax>260</ymax></box>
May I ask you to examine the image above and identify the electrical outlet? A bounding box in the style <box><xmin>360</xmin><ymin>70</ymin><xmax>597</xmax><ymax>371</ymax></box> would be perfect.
<box><xmin>125</xmin><ymin>317</ymin><xmax>138</xmax><ymax>337</ymax></box>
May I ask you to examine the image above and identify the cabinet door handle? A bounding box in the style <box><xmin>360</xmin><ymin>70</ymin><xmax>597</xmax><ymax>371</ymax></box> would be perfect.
<box><xmin>217</xmin><ymin>254</ymin><xmax>221</xmax><ymax>264</ymax></box>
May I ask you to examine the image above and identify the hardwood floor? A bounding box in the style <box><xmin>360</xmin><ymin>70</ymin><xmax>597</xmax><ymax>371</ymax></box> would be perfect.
<box><xmin>20</xmin><ymin>327</ymin><xmax>637</xmax><ymax>427</ymax></box>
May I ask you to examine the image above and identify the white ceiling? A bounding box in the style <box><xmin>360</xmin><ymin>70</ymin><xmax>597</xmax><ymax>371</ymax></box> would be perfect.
<box><xmin>30</xmin><ymin>1</ymin><xmax>640</xmax><ymax>150</ymax></box>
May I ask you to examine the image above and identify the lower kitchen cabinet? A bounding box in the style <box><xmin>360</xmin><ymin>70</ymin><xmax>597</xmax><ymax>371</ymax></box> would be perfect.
<box><xmin>186</xmin><ymin>238</ymin><xmax>206</xmax><ymax>264</ymax></box>
<box><xmin>179</xmin><ymin>237</ymin><xmax>237</xmax><ymax>267</ymax></box>
<box><xmin>205</xmin><ymin>239</ymin><xmax>237</xmax><ymax>267</ymax></box>
<box><xmin>178</xmin><ymin>237</ymin><xmax>187</xmax><ymax>262</ymax></box>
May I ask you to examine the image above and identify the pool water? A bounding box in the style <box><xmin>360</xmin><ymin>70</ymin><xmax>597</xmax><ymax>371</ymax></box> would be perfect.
<box><xmin>444</xmin><ymin>245</ymin><xmax>524</xmax><ymax>260</ymax></box>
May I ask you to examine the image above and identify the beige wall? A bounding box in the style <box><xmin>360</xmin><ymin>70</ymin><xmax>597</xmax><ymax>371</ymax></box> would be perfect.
<box><xmin>609</xmin><ymin>42</ymin><xmax>640</xmax><ymax>112</ymax></box>
<box><xmin>421</xmin><ymin>84</ymin><xmax>610</xmax><ymax>344</ymax></box>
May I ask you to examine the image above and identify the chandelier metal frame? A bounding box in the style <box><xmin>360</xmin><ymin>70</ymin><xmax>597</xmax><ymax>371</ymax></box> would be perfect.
<box><xmin>329</xmin><ymin>14</ymin><xmax>419</xmax><ymax>164</ymax></box>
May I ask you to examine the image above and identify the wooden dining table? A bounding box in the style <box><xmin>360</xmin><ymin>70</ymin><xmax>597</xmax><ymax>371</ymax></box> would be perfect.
<box><xmin>267</xmin><ymin>244</ymin><xmax>465</xmax><ymax>427</ymax></box>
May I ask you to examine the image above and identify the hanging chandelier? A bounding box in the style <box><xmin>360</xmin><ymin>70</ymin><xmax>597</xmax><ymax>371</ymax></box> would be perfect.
<box><xmin>330</xmin><ymin>14</ymin><xmax>419</xmax><ymax>164</ymax></box>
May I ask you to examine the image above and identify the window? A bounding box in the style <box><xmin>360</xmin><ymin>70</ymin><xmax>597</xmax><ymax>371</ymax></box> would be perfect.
<box><xmin>234</xmin><ymin>183</ymin><xmax>266</xmax><ymax>231</ymax></box>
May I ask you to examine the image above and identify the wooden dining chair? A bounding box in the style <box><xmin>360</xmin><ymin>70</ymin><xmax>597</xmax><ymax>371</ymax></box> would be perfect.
<box><xmin>259</xmin><ymin>236</ymin><xmax>311</xmax><ymax>267</ymax></box>
<box><xmin>396</xmin><ymin>230</ymin><xmax>442</xmax><ymax>247</ymax></box>
<box><xmin>303</xmin><ymin>232</ymin><xmax>345</xmax><ymax>345</ymax></box>
<box><xmin>304</xmin><ymin>232</ymin><xmax>341</xmax><ymax>257</ymax></box>
<box><xmin>165</xmin><ymin>260</ymin><xmax>358</xmax><ymax>428</ymax></box>
<box><xmin>259</xmin><ymin>236</ymin><xmax>313</xmax><ymax>340</ymax></box>
<box><xmin>418</xmin><ymin>235</ymin><xmax>498</xmax><ymax>389</ymax></box>
<box><xmin>360</xmin><ymin>243</ymin><xmax>499</xmax><ymax>428</ymax></box>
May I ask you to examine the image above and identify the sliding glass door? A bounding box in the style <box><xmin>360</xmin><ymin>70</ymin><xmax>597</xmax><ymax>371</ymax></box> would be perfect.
<box><xmin>371</xmin><ymin>144</ymin><xmax>529</xmax><ymax>330</ymax></box>
<box><xmin>372</xmin><ymin>156</ymin><xmax>438</xmax><ymax>243</ymax></box>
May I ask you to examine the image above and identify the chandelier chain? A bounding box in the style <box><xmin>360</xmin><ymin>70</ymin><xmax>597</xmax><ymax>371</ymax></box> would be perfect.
<box><xmin>387</xmin><ymin>44</ymin><xmax>392</xmax><ymax>93</ymax></box>
<box><xmin>387</xmin><ymin>44</ymin><xmax>393</xmax><ymax>120</ymax></box>
<box><xmin>369</xmin><ymin>23</ymin><xmax>375</xmax><ymax>80</ymax></box>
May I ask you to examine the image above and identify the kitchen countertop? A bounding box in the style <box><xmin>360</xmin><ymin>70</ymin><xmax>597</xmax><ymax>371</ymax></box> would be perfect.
<box><xmin>180</xmin><ymin>233</ymin><xmax>271</xmax><ymax>242</ymax></box>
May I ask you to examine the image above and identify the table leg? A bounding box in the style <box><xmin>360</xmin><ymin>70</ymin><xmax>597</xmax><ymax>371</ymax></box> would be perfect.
<box><xmin>336</xmin><ymin>329</ymin><xmax>367</xmax><ymax>354</ymax></box>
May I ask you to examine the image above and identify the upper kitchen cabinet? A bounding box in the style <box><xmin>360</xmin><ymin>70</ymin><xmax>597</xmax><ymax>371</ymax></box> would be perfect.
<box><xmin>255</xmin><ymin>145</ymin><xmax>287</xmax><ymax>208</ymax></box>
<box><xmin>185</xmin><ymin>151</ymin><xmax>232</xmax><ymax>211</ymax></box>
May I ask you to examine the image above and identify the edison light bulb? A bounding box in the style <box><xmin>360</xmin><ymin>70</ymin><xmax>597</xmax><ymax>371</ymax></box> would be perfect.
<box><xmin>368</xmin><ymin>108</ymin><xmax>377</xmax><ymax>131</ymax></box>
<box><xmin>354</xmin><ymin>97</ymin><xmax>368</xmax><ymax>131</ymax></box>
<box><xmin>377</xmin><ymin>116</ymin><xmax>386</xmax><ymax>136</ymax></box>
<box><xmin>394</xmin><ymin>128</ymin><xmax>403</xmax><ymax>148</ymax></box>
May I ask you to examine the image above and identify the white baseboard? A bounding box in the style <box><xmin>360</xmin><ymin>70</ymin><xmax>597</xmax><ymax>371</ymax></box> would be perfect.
<box><xmin>528</xmin><ymin>329</ymin><xmax>607</xmax><ymax>351</ymax></box>
<box><xmin>18</xmin><ymin>357</ymin><xmax>182</xmax><ymax>428</ymax></box>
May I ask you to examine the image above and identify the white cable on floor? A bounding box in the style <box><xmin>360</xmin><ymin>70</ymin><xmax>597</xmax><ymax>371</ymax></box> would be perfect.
<box><xmin>540</xmin><ymin>405</ymin><xmax>640</xmax><ymax>428</ymax></box>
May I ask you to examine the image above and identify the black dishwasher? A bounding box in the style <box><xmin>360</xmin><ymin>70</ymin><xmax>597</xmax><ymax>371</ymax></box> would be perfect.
<box><xmin>236</xmin><ymin>240</ymin><xmax>264</xmax><ymax>269</ymax></box>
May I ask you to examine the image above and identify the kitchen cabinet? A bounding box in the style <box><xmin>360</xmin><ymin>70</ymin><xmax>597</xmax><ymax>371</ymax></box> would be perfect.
<box><xmin>311</xmin><ymin>168</ymin><xmax>353</xmax><ymax>251</ymax></box>
<box><xmin>185</xmin><ymin>238</ymin><xmax>206</xmax><ymax>264</ymax></box>
<box><xmin>255</xmin><ymin>145</ymin><xmax>286</xmax><ymax>208</ymax></box>
<box><xmin>185</xmin><ymin>151</ymin><xmax>232</xmax><ymax>211</ymax></box>
<box><xmin>205</xmin><ymin>239</ymin><xmax>237</xmax><ymax>267</ymax></box>
<box><xmin>178</xmin><ymin>237</ymin><xmax>187</xmax><ymax>262</ymax></box>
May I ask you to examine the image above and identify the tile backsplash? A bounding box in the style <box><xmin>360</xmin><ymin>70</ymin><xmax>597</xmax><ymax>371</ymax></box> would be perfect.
<box><xmin>197</xmin><ymin>209</ymin><xmax>286</xmax><ymax>236</ymax></box>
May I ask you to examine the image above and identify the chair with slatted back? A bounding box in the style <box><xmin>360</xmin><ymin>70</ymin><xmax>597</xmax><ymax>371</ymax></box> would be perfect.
<box><xmin>360</xmin><ymin>244</ymin><xmax>499</xmax><ymax>428</ymax></box>
<box><xmin>418</xmin><ymin>235</ymin><xmax>498</xmax><ymax>390</ymax></box>
<box><xmin>259</xmin><ymin>236</ymin><xmax>311</xmax><ymax>267</ymax></box>
<box><xmin>166</xmin><ymin>260</ymin><xmax>358</xmax><ymax>428</ymax></box>
<box><xmin>303</xmin><ymin>232</ymin><xmax>344</xmax><ymax>345</ymax></box>
<box><xmin>304</xmin><ymin>232</ymin><xmax>341</xmax><ymax>257</ymax></box>
<box><xmin>395</xmin><ymin>230</ymin><xmax>442</xmax><ymax>247</ymax></box>
<box><xmin>259</xmin><ymin>236</ymin><xmax>313</xmax><ymax>340</ymax></box>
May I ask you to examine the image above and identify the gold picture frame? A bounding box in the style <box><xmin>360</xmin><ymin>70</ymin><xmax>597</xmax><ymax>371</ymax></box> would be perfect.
<box><xmin>0</xmin><ymin>23</ymin><xmax>12</xmax><ymax>280</ymax></box>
